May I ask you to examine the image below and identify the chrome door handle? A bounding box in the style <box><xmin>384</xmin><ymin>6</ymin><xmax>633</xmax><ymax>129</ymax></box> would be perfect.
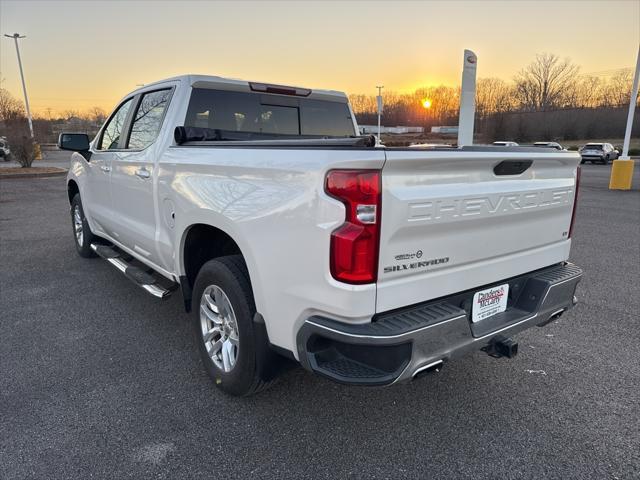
<box><xmin>100</xmin><ymin>165</ymin><xmax>111</xmax><ymax>172</ymax></box>
<box><xmin>135</xmin><ymin>168</ymin><xmax>150</xmax><ymax>179</ymax></box>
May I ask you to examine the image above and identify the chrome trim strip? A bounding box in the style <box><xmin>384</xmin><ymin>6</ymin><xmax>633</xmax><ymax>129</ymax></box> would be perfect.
<box><xmin>305</xmin><ymin>314</ymin><xmax>467</xmax><ymax>341</ymax></box>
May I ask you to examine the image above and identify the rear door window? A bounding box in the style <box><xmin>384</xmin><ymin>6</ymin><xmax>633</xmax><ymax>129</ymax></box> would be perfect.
<box><xmin>127</xmin><ymin>89</ymin><xmax>172</xmax><ymax>150</ymax></box>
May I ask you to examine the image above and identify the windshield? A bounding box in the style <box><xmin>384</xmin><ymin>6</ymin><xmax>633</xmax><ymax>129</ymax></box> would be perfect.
<box><xmin>585</xmin><ymin>144</ymin><xmax>603</xmax><ymax>150</ymax></box>
<box><xmin>184</xmin><ymin>88</ymin><xmax>355</xmax><ymax>139</ymax></box>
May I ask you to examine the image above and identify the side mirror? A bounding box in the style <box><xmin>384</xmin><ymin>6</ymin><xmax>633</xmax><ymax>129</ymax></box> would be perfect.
<box><xmin>58</xmin><ymin>133</ymin><xmax>90</xmax><ymax>151</ymax></box>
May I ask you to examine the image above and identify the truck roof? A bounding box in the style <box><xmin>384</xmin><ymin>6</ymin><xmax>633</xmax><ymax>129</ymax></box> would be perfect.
<box><xmin>131</xmin><ymin>74</ymin><xmax>349</xmax><ymax>102</ymax></box>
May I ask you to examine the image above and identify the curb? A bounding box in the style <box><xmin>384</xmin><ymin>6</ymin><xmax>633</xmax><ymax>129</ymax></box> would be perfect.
<box><xmin>0</xmin><ymin>170</ymin><xmax>67</xmax><ymax>180</ymax></box>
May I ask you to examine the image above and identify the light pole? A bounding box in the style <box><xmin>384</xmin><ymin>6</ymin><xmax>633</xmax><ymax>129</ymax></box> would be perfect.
<box><xmin>4</xmin><ymin>33</ymin><xmax>34</xmax><ymax>139</ymax></box>
<box><xmin>376</xmin><ymin>85</ymin><xmax>384</xmax><ymax>143</ymax></box>
<box><xmin>609</xmin><ymin>44</ymin><xmax>640</xmax><ymax>190</ymax></box>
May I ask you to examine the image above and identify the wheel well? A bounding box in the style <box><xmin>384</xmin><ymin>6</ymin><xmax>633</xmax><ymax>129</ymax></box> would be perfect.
<box><xmin>67</xmin><ymin>180</ymin><xmax>79</xmax><ymax>205</ymax></box>
<box><xmin>183</xmin><ymin>224</ymin><xmax>242</xmax><ymax>289</ymax></box>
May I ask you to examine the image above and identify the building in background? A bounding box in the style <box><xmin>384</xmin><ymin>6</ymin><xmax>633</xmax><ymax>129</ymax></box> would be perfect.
<box><xmin>359</xmin><ymin>125</ymin><xmax>424</xmax><ymax>135</ymax></box>
<box><xmin>431</xmin><ymin>126</ymin><xmax>459</xmax><ymax>135</ymax></box>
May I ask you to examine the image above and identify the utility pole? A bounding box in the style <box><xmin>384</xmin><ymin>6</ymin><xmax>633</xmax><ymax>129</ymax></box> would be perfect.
<box><xmin>609</xmin><ymin>44</ymin><xmax>639</xmax><ymax>190</ymax></box>
<box><xmin>376</xmin><ymin>85</ymin><xmax>384</xmax><ymax>143</ymax></box>
<box><xmin>4</xmin><ymin>33</ymin><xmax>34</xmax><ymax>139</ymax></box>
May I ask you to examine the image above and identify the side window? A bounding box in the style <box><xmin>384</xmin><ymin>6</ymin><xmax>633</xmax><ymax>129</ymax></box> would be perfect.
<box><xmin>98</xmin><ymin>98</ymin><xmax>133</xmax><ymax>150</ymax></box>
<box><xmin>127</xmin><ymin>89</ymin><xmax>172</xmax><ymax>150</ymax></box>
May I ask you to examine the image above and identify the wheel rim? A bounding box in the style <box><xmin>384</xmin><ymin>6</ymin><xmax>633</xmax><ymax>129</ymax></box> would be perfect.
<box><xmin>73</xmin><ymin>205</ymin><xmax>83</xmax><ymax>247</ymax></box>
<box><xmin>200</xmin><ymin>285</ymin><xmax>239</xmax><ymax>373</ymax></box>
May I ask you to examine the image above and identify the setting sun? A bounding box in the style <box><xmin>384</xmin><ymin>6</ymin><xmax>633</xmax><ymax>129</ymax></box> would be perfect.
<box><xmin>422</xmin><ymin>98</ymin><xmax>433</xmax><ymax>109</ymax></box>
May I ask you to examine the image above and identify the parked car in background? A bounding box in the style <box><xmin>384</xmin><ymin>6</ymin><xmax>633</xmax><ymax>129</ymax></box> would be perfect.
<box><xmin>579</xmin><ymin>143</ymin><xmax>618</xmax><ymax>164</ymax></box>
<box><xmin>534</xmin><ymin>142</ymin><xmax>564</xmax><ymax>150</ymax></box>
<box><xmin>0</xmin><ymin>138</ymin><xmax>11</xmax><ymax>161</ymax></box>
<box><xmin>493</xmin><ymin>141</ymin><xmax>519</xmax><ymax>147</ymax></box>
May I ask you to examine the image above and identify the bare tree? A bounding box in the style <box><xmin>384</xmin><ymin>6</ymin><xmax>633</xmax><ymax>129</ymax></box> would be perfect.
<box><xmin>573</xmin><ymin>76</ymin><xmax>603</xmax><ymax>108</ymax></box>
<box><xmin>602</xmin><ymin>69</ymin><xmax>634</xmax><ymax>107</ymax></box>
<box><xmin>0</xmin><ymin>88</ymin><xmax>35</xmax><ymax>166</ymax></box>
<box><xmin>0</xmin><ymin>88</ymin><xmax>25</xmax><ymax>122</ymax></box>
<box><xmin>476</xmin><ymin>78</ymin><xmax>514</xmax><ymax>117</ymax></box>
<box><xmin>7</xmin><ymin>128</ymin><xmax>35</xmax><ymax>167</ymax></box>
<box><xmin>514</xmin><ymin>53</ymin><xmax>580</xmax><ymax>111</ymax></box>
<box><xmin>88</xmin><ymin>106</ymin><xmax>107</xmax><ymax>124</ymax></box>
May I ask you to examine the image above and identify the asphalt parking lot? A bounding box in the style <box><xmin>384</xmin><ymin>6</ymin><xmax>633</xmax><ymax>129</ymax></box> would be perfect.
<box><xmin>1</xmin><ymin>163</ymin><xmax>639</xmax><ymax>479</ymax></box>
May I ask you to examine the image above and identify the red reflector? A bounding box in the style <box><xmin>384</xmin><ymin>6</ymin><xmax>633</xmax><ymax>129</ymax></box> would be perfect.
<box><xmin>568</xmin><ymin>165</ymin><xmax>581</xmax><ymax>238</ymax></box>
<box><xmin>325</xmin><ymin>170</ymin><xmax>381</xmax><ymax>284</ymax></box>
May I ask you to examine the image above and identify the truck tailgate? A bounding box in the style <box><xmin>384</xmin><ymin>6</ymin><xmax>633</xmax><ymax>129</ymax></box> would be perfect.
<box><xmin>376</xmin><ymin>149</ymin><xmax>580</xmax><ymax>313</ymax></box>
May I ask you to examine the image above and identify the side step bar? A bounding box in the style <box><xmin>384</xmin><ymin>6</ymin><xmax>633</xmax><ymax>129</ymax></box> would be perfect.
<box><xmin>91</xmin><ymin>243</ymin><xmax>177</xmax><ymax>299</ymax></box>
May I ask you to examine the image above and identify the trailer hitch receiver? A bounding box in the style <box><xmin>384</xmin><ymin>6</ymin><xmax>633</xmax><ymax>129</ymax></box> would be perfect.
<box><xmin>483</xmin><ymin>335</ymin><xmax>518</xmax><ymax>359</ymax></box>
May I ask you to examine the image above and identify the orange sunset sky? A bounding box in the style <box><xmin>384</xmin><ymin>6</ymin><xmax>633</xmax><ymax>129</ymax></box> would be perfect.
<box><xmin>1</xmin><ymin>0</ymin><xmax>639</xmax><ymax>116</ymax></box>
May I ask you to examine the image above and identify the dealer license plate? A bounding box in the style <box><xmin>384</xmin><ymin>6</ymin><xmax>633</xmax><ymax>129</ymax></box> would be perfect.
<box><xmin>472</xmin><ymin>284</ymin><xmax>509</xmax><ymax>323</ymax></box>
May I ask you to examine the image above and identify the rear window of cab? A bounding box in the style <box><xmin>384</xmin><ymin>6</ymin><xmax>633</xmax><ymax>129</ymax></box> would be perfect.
<box><xmin>184</xmin><ymin>88</ymin><xmax>355</xmax><ymax>138</ymax></box>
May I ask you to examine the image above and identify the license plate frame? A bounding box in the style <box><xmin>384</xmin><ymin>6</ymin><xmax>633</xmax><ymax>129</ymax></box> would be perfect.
<box><xmin>471</xmin><ymin>283</ymin><xmax>509</xmax><ymax>323</ymax></box>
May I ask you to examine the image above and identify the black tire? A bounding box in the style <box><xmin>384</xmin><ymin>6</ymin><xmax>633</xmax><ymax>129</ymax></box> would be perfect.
<box><xmin>70</xmin><ymin>194</ymin><xmax>97</xmax><ymax>258</ymax></box>
<box><xmin>192</xmin><ymin>255</ymin><xmax>276</xmax><ymax>396</ymax></box>
<box><xmin>603</xmin><ymin>155</ymin><xmax>610</xmax><ymax>165</ymax></box>
<box><xmin>580</xmin><ymin>159</ymin><xmax>586</xmax><ymax>164</ymax></box>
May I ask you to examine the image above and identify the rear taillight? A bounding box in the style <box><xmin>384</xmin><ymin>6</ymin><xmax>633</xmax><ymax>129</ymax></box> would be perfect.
<box><xmin>568</xmin><ymin>166</ymin><xmax>581</xmax><ymax>238</ymax></box>
<box><xmin>325</xmin><ymin>170</ymin><xmax>381</xmax><ymax>284</ymax></box>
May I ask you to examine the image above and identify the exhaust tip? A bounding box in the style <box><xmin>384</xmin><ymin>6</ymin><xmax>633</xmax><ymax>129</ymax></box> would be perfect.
<box><xmin>412</xmin><ymin>360</ymin><xmax>443</xmax><ymax>380</ymax></box>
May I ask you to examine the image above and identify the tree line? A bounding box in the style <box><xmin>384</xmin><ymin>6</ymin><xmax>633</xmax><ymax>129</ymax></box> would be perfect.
<box><xmin>1</xmin><ymin>53</ymin><xmax>638</xmax><ymax>147</ymax></box>
<box><xmin>350</xmin><ymin>53</ymin><xmax>638</xmax><ymax>142</ymax></box>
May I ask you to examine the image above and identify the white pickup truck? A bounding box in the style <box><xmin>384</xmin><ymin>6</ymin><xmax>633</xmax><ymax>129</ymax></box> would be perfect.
<box><xmin>60</xmin><ymin>75</ymin><xmax>582</xmax><ymax>396</ymax></box>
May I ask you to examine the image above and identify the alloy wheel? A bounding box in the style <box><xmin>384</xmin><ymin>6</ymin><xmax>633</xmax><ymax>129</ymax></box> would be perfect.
<box><xmin>199</xmin><ymin>285</ymin><xmax>239</xmax><ymax>372</ymax></box>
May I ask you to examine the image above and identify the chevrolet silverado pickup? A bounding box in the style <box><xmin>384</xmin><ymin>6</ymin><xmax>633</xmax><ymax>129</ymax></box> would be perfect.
<box><xmin>59</xmin><ymin>75</ymin><xmax>582</xmax><ymax>396</ymax></box>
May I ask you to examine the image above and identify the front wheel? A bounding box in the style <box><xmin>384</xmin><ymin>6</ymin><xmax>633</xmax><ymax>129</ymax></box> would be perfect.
<box><xmin>192</xmin><ymin>255</ymin><xmax>277</xmax><ymax>396</ymax></box>
<box><xmin>70</xmin><ymin>194</ymin><xmax>97</xmax><ymax>258</ymax></box>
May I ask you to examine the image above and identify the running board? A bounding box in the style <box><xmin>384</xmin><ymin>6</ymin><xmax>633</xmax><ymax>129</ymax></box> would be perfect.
<box><xmin>90</xmin><ymin>243</ymin><xmax>177</xmax><ymax>299</ymax></box>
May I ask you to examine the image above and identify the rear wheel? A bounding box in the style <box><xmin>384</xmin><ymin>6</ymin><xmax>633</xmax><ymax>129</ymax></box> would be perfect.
<box><xmin>192</xmin><ymin>255</ymin><xmax>276</xmax><ymax>396</ymax></box>
<box><xmin>70</xmin><ymin>194</ymin><xmax>96</xmax><ymax>258</ymax></box>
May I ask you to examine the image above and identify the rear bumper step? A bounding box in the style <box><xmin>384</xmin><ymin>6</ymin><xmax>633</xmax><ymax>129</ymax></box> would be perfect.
<box><xmin>297</xmin><ymin>262</ymin><xmax>582</xmax><ymax>386</ymax></box>
<box><xmin>90</xmin><ymin>243</ymin><xmax>177</xmax><ymax>299</ymax></box>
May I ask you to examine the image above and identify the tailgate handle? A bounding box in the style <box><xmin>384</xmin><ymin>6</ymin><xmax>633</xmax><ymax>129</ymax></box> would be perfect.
<box><xmin>494</xmin><ymin>160</ymin><xmax>533</xmax><ymax>176</ymax></box>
